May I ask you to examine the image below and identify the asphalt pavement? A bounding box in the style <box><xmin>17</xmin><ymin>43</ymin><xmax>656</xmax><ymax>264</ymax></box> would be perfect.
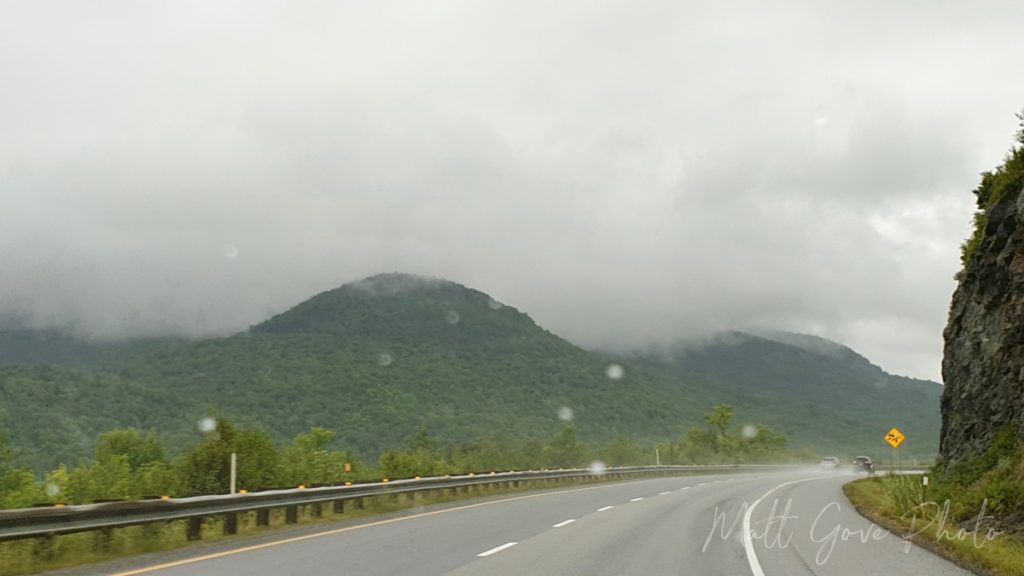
<box><xmin>50</xmin><ymin>469</ymin><xmax>976</xmax><ymax>576</ymax></box>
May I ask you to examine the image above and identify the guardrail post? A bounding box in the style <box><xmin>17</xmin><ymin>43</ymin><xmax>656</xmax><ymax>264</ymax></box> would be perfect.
<box><xmin>187</xmin><ymin>517</ymin><xmax>202</xmax><ymax>541</ymax></box>
<box><xmin>224</xmin><ymin>512</ymin><xmax>238</xmax><ymax>535</ymax></box>
<box><xmin>256</xmin><ymin>509</ymin><xmax>270</xmax><ymax>527</ymax></box>
<box><xmin>141</xmin><ymin>521</ymin><xmax>162</xmax><ymax>543</ymax></box>
<box><xmin>285</xmin><ymin>505</ymin><xmax>298</xmax><ymax>524</ymax></box>
<box><xmin>33</xmin><ymin>533</ymin><xmax>56</xmax><ymax>561</ymax></box>
<box><xmin>355</xmin><ymin>497</ymin><xmax>364</xmax><ymax>510</ymax></box>
<box><xmin>92</xmin><ymin>527</ymin><xmax>114</xmax><ymax>552</ymax></box>
<box><xmin>312</xmin><ymin>502</ymin><xmax>323</xmax><ymax>517</ymax></box>
<box><xmin>333</xmin><ymin>500</ymin><xmax>344</xmax><ymax>514</ymax></box>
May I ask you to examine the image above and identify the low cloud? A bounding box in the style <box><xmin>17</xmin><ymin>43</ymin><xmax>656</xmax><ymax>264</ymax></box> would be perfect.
<box><xmin>2</xmin><ymin>0</ymin><xmax>1022</xmax><ymax>381</ymax></box>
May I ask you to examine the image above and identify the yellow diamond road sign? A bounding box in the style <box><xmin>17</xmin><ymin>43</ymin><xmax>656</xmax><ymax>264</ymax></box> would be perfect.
<box><xmin>885</xmin><ymin>427</ymin><xmax>906</xmax><ymax>449</ymax></box>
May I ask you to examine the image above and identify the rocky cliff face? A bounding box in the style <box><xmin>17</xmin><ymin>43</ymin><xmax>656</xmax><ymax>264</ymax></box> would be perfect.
<box><xmin>941</xmin><ymin>183</ymin><xmax>1024</xmax><ymax>465</ymax></box>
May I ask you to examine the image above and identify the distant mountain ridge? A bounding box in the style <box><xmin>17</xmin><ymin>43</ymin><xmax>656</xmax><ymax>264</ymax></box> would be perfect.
<box><xmin>0</xmin><ymin>273</ymin><xmax>942</xmax><ymax>471</ymax></box>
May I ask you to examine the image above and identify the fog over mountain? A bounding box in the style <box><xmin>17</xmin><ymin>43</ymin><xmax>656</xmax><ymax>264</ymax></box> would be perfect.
<box><xmin>3</xmin><ymin>1</ymin><xmax>1023</xmax><ymax>381</ymax></box>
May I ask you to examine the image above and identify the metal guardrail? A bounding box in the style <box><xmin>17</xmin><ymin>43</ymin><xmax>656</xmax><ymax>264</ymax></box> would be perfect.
<box><xmin>0</xmin><ymin>464</ymin><xmax>794</xmax><ymax>542</ymax></box>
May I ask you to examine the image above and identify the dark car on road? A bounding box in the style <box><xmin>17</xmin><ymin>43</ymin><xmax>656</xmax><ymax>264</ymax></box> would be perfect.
<box><xmin>852</xmin><ymin>456</ymin><xmax>875</xmax><ymax>474</ymax></box>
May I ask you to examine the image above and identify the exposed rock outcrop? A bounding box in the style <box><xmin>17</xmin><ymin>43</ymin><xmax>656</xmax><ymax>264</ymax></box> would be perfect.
<box><xmin>941</xmin><ymin>181</ymin><xmax>1024</xmax><ymax>465</ymax></box>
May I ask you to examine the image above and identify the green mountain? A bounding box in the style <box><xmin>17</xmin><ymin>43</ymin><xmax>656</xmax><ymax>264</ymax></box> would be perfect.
<box><xmin>662</xmin><ymin>331</ymin><xmax>940</xmax><ymax>461</ymax></box>
<box><xmin>0</xmin><ymin>273</ymin><xmax>941</xmax><ymax>471</ymax></box>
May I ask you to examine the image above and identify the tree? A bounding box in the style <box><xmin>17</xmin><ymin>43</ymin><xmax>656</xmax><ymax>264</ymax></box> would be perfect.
<box><xmin>704</xmin><ymin>405</ymin><xmax>734</xmax><ymax>437</ymax></box>
<box><xmin>543</xmin><ymin>425</ymin><xmax>590</xmax><ymax>468</ymax></box>
<box><xmin>0</xmin><ymin>432</ymin><xmax>43</xmax><ymax>508</ymax></box>
<box><xmin>179</xmin><ymin>418</ymin><xmax>280</xmax><ymax>495</ymax></box>
<box><xmin>601</xmin><ymin>436</ymin><xmax>645</xmax><ymax>466</ymax></box>
<box><xmin>280</xmin><ymin>427</ymin><xmax>354</xmax><ymax>486</ymax></box>
<box><xmin>95</xmin><ymin>428</ymin><xmax>165</xmax><ymax>472</ymax></box>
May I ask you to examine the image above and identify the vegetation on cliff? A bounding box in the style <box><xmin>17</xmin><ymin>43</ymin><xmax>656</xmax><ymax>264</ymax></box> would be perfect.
<box><xmin>960</xmin><ymin>110</ymin><xmax>1024</xmax><ymax>267</ymax></box>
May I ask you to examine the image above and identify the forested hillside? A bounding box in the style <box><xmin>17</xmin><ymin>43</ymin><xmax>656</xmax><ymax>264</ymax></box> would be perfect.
<box><xmin>663</xmin><ymin>332</ymin><xmax>941</xmax><ymax>459</ymax></box>
<box><xmin>0</xmin><ymin>273</ymin><xmax>941</xmax><ymax>472</ymax></box>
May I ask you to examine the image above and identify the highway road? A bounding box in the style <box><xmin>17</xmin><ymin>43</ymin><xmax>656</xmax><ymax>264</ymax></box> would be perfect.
<box><xmin>54</xmin><ymin>470</ymin><xmax>974</xmax><ymax>576</ymax></box>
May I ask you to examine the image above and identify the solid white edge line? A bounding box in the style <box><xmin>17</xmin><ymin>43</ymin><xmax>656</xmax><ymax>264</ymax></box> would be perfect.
<box><xmin>552</xmin><ymin>519</ymin><xmax>576</xmax><ymax>528</ymax></box>
<box><xmin>597</xmin><ymin>505</ymin><xmax>614</xmax><ymax>512</ymax></box>
<box><xmin>478</xmin><ymin>542</ymin><xmax>518</xmax><ymax>557</ymax></box>
<box><xmin>742</xmin><ymin>477</ymin><xmax>828</xmax><ymax>576</ymax></box>
<box><xmin>629</xmin><ymin>497</ymin><xmax>645</xmax><ymax>502</ymax></box>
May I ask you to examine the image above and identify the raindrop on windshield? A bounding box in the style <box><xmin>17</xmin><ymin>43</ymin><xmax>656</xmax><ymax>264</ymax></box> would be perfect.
<box><xmin>377</xmin><ymin>353</ymin><xmax>393</xmax><ymax>367</ymax></box>
<box><xmin>445</xmin><ymin>310</ymin><xmax>460</xmax><ymax>325</ymax></box>
<box><xmin>222</xmin><ymin>245</ymin><xmax>239</xmax><ymax>259</ymax></box>
<box><xmin>588</xmin><ymin>460</ymin><xmax>608</xmax><ymax>475</ymax></box>
<box><xmin>487</xmin><ymin>298</ymin><xmax>504</xmax><ymax>310</ymax></box>
<box><xmin>198</xmin><ymin>417</ymin><xmax>217</xmax><ymax>433</ymax></box>
<box><xmin>605</xmin><ymin>364</ymin><xmax>624</xmax><ymax>380</ymax></box>
<box><xmin>558</xmin><ymin>406</ymin><xmax>574</xmax><ymax>421</ymax></box>
<box><xmin>741</xmin><ymin>424</ymin><xmax>758</xmax><ymax>439</ymax></box>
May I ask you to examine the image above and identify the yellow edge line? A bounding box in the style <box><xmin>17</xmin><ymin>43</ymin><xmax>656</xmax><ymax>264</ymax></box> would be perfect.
<box><xmin>109</xmin><ymin>479</ymin><xmax>647</xmax><ymax>575</ymax></box>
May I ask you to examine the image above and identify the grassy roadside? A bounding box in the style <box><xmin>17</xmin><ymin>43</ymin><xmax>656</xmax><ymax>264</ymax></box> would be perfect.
<box><xmin>844</xmin><ymin>475</ymin><xmax>1024</xmax><ymax>576</ymax></box>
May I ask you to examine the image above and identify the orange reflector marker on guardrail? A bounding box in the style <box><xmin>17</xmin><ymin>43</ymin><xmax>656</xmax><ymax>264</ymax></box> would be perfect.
<box><xmin>298</xmin><ymin>484</ymin><xmax>306</xmax><ymax>490</ymax></box>
<box><xmin>345</xmin><ymin>481</ymin><xmax>352</xmax><ymax>486</ymax></box>
<box><xmin>239</xmin><ymin>489</ymin><xmax>248</xmax><ymax>494</ymax></box>
<box><xmin>160</xmin><ymin>495</ymin><xmax>170</xmax><ymax>500</ymax></box>
<box><xmin>382</xmin><ymin>478</ymin><xmax>389</xmax><ymax>483</ymax></box>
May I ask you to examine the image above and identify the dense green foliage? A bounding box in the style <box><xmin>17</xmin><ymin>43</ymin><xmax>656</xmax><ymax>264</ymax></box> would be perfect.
<box><xmin>961</xmin><ymin>111</ymin><xmax>1024</xmax><ymax>267</ymax></box>
<box><xmin>0</xmin><ymin>274</ymin><xmax>941</xmax><ymax>476</ymax></box>
<box><xmin>0</xmin><ymin>404</ymin><xmax>792</xmax><ymax>508</ymax></box>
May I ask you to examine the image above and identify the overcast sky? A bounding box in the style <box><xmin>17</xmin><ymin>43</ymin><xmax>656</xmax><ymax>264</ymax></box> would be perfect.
<box><xmin>2</xmin><ymin>1</ymin><xmax>1022</xmax><ymax>381</ymax></box>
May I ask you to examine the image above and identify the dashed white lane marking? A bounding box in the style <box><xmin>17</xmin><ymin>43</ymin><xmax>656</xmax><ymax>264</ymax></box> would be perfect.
<box><xmin>629</xmin><ymin>497</ymin><xmax>645</xmax><ymax>502</ymax></box>
<box><xmin>597</xmin><ymin>505</ymin><xmax>614</xmax><ymax>512</ymax></box>
<box><xmin>659</xmin><ymin>491</ymin><xmax>671</xmax><ymax>495</ymax></box>
<box><xmin>552</xmin><ymin>519</ymin><xmax>576</xmax><ymax>528</ymax></box>
<box><xmin>680</xmin><ymin>486</ymin><xmax>691</xmax><ymax>490</ymax></box>
<box><xmin>478</xmin><ymin>542</ymin><xmax>518</xmax><ymax>557</ymax></box>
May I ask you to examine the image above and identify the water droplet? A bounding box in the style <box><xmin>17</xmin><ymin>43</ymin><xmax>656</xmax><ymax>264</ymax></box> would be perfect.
<box><xmin>222</xmin><ymin>245</ymin><xmax>239</xmax><ymax>259</ymax></box>
<box><xmin>741</xmin><ymin>425</ymin><xmax>758</xmax><ymax>440</ymax></box>
<box><xmin>813</xmin><ymin>115</ymin><xmax>830</xmax><ymax>127</ymax></box>
<box><xmin>605</xmin><ymin>364</ymin><xmax>624</xmax><ymax>380</ymax></box>
<box><xmin>588</xmin><ymin>460</ymin><xmax>608</xmax><ymax>475</ymax></box>
<box><xmin>377</xmin><ymin>353</ymin><xmax>393</xmax><ymax>367</ymax></box>
<box><xmin>558</xmin><ymin>406</ymin><xmax>574</xmax><ymax>422</ymax></box>
<box><xmin>45</xmin><ymin>483</ymin><xmax>61</xmax><ymax>497</ymax></box>
<box><xmin>445</xmin><ymin>310</ymin><xmax>461</xmax><ymax>325</ymax></box>
<box><xmin>487</xmin><ymin>298</ymin><xmax>504</xmax><ymax>310</ymax></box>
<box><xmin>198</xmin><ymin>417</ymin><xmax>217</xmax><ymax>433</ymax></box>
